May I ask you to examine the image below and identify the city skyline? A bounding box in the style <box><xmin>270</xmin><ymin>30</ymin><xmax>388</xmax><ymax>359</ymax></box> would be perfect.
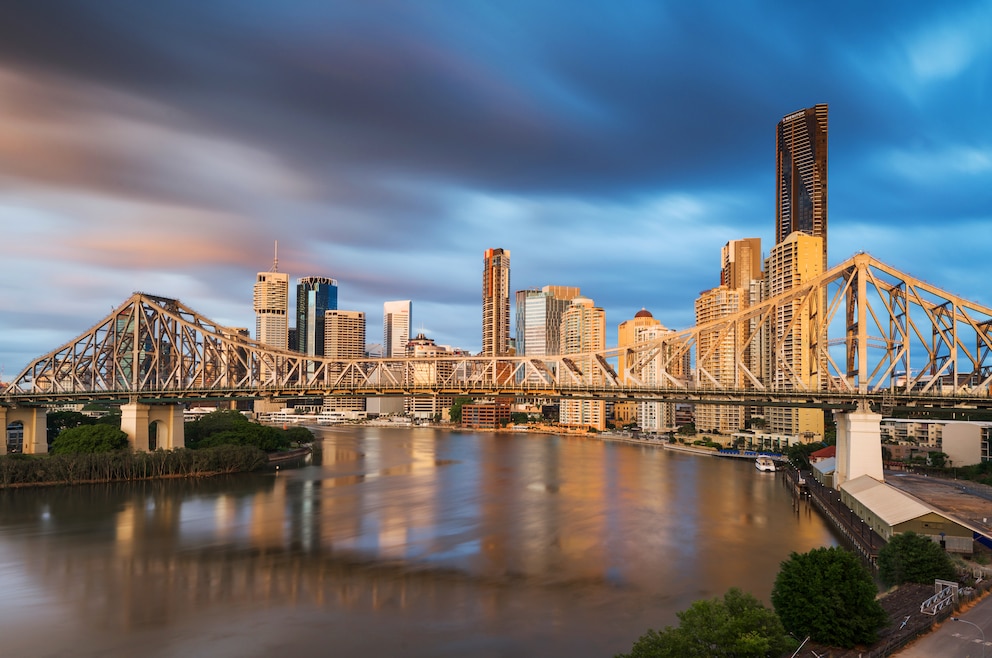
<box><xmin>1</xmin><ymin>3</ymin><xmax>991</xmax><ymax>371</ymax></box>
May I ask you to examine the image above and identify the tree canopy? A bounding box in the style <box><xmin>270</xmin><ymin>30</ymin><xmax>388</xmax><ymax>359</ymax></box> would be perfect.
<box><xmin>877</xmin><ymin>531</ymin><xmax>956</xmax><ymax>587</ymax></box>
<box><xmin>50</xmin><ymin>424</ymin><xmax>129</xmax><ymax>454</ymax></box>
<box><xmin>448</xmin><ymin>396</ymin><xmax>474</xmax><ymax>424</ymax></box>
<box><xmin>616</xmin><ymin>588</ymin><xmax>795</xmax><ymax>658</ymax></box>
<box><xmin>771</xmin><ymin>547</ymin><xmax>887</xmax><ymax>648</ymax></box>
<box><xmin>185</xmin><ymin>410</ymin><xmax>293</xmax><ymax>452</ymax></box>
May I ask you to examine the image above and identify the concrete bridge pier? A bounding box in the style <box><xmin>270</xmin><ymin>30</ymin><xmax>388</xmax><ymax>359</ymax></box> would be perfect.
<box><xmin>833</xmin><ymin>407</ymin><xmax>884</xmax><ymax>487</ymax></box>
<box><xmin>120</xmin><ymin>403</ymin><xmax>185</xmax><ymax>451</ymax></box>
<box><xmin>0</xmin><ymin>406</ymin><xmax>49</xmax><ymax>454</ymax></box>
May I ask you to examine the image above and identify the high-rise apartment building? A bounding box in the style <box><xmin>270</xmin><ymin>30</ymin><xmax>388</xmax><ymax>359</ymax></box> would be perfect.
<box><xmin>765</xmin><ymin>232</ymin><xmax>825</xmax><ymax>440</ymax></box>
<box><xmin>617</xmin><ymin>309</ymin><xmax>682</xmax><ymax>432</ymax></box>
<box><xmin>721</xmin><ymin>237</ymin><xmax>762</xmax><ymax>290</ymax></box>
<box><xmin>383</xmin><ymin>300</ymin><xmax>412</xmax><ymax>358</ymax></box>
<box><xmin>324</xmin><ymin>309</ymin><xmax>366</xmax><ymax>412</ymax></box>
<box><xmin>776</xmin><ymin>104</ymin><xmax>828</xmax><ymax>271</ymax></box>
<box><xmin>694</xmin><ymin>286</ymin><xmax>746</xmax><ymax>434</ymax></box>
<box><xmin>254</xmin><ymin>271</ymin><xmax>289</xmax><ymax>350</ymax></box>
<box><xmin>559</xmin><ymin>297</ymin><xmax>606</xmax><ymax>430</ymax></box>
<box><xmin>296</xmin><ymin>276</ymin><xmax>338</xmax><ymax>357</ymax></box>
<box><xmin>482</xmin><ymin>248</ymin><xmax>511</xmax><ymax>356</ymax></box>
<box><xmin>515</xmin><ymin>285</ymin><xmax>581</xmax><ymax>357</ymax></box>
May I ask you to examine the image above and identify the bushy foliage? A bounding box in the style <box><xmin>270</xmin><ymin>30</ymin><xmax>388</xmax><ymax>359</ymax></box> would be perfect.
<box><xmin>878</xmin><ymin>531</ymin><xmax>957</xmax><ymax>587</ymax></box>
<box><xmin>185</xmin><ymin>410</ymin><xmax>291</xmax><ymax>452</ymax></box>
<box><xmin>51</xmin><ymin>424</ymin><xmax>129</xmax><ymax>454</ymax></box>
<box><xmin>0</xmin><ymin>446</ymin><xmax>267</xmax><ymax>487</ymax></box>
<box><xmin>786</xmin><ymin>442</ymin><xmax>823</xmax><ymax>471</ymax></box>
<box><xmin>616</xmin><ymin>588</ymin><xmax>795</xmax><ymax>658</ymax></box>
<box><xmin>46</xmin><ymin>411</ymin><xmax>98</xmax><ymax>444</ymax></box>
<box><xmin>771</xmin><ymin>547</ymin><xmax>887</xmax><ymax>648</ymax></box>
<box><xmin>448</xmin><ymin>396</ymin><xmax>474</xmax><ymax>423</ymax></box>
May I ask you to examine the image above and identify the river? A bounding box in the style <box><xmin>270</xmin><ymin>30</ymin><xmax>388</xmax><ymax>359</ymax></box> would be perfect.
<box><xmin>0</xmin><ymin>427</ymin><xmax>839</xmax><ymax>657</ymax></box>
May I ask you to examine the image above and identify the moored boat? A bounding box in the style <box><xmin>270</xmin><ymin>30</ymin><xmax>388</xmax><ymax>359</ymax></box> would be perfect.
<box><xmin>755</xmin><ymin>456</ymin><xmax>776</xmax><ymax>472</ymax></box>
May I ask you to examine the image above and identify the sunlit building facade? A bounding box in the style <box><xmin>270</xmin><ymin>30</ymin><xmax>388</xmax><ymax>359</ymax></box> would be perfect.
<box><xmin>617</xmin><ymin>308</ymin><xmax>681</xmax><ymax>432</ymax></box>
<box><xmin>482</xmin><ymin>248</ymin><xmax>511</xmax><ymax>356</ymax></box>
<box><xmin>383</xmin><ymin>300</ymin><xmax>412</xmax><ymax>358</ymax></box>
<box><xmin>776</xmin><ymin>103</ymin><xmax>828</xmax><ymax>272</ymax></box>
<box><xmin>559</xmin><ymin>297</ymin><xmax>606</xmax><ymax>431</ymax></box>
<box><xmin>324</xmin><ymin>310</ymin><xmax>366</xmax><ymax>412</ymax></box>
<box><xmin>694</xmin><ymin>286</ymin><xmax>746</xmax><ymax>434</ymax></box>
<box><xmin>765</xmin><ymin>231</ymin><xmax>825</xmax><ymax>441</ymax></box>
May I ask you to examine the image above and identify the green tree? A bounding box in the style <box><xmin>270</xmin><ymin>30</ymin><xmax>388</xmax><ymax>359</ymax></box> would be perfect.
<box><xmin>448</xmin><ymin>396</ymin><xmax>474</xmax><ymax>424</ymax></box>
<box><xmin>677</xmin><ymin>422</ymin><xmax>696</xmax><ymax>437</ymax></box>
<box><xmin>771</xmin><ymin>547</ymin><xmax>887</xmax><ymax>648</ymax></box>
<box><xmin>928</xmin><ymin>452</ymin><xmax>948</xmax><ymax>468</ymax></box>
<box><xmin>786</xmin><ymin>442</ymin><xmax>822</xmax><ymax>471</ymax></box>
<box><xmin>46</xmin><ymin>411</ymin><xmax>97</xmax><ymax>444</ymax></box>
<box><xmin>877</xmin><ymin>531</ymin><xmax>956</xmax><ymax>587</ymax></box>
<box><xmin>51</xmin><ymin>424</ymin><xmax>129</xmax><ymax>454</ymax></box>
<box><xmin>616</xmin><ymin>588</ymin><xmax>795</xmax><ymax>658</ymax></box>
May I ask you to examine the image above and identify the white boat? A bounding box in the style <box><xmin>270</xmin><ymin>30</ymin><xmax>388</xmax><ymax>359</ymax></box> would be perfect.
<box><xmin>755</xmin><ymin>456</ymin><xmax>777</xmax><ymax>472</ymax></box>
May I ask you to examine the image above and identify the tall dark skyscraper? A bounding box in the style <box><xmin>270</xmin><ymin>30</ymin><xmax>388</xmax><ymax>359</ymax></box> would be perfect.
<box><xmin>296</xmin><ymin>276</ymin><xmax>338</xmax><ymax>357</ymax></box>
<box><xmin>775</xmin><ymin>103</ymin><xmax>828</xmax><ymax>271</ymax></box>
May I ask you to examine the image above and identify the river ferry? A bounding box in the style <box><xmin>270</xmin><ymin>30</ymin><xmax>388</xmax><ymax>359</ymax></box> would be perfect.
<box><xmin>755</xmin><ymin>456</ymin><xmax>777</xmax><ymax>472</ymax></box>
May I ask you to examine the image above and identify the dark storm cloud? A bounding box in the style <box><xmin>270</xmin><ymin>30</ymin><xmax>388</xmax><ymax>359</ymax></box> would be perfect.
<box><xmin>2</xmin><ymin>1</ymin><xmax>991</xmax><ymax>368</ymax></box>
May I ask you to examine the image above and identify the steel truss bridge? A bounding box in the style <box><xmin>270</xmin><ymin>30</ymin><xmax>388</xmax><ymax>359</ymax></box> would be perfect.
<box><xmin>5</xmin><ymin>253</ymin><xmax>992</xmax><ymax>413</ymax></box>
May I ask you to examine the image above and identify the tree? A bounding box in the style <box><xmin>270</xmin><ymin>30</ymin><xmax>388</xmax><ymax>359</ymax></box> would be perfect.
<box><xmin>877</xmin><ymin>531</ymin><xmax>956</xmax><ymax>587</ymax></box>
<box><xmin>786</xmin><ymin>442</ymin><xmax>822</xmax><ymax>471</ymax></box>
<box><xmin>677</xmin><ymin>423</ymin><xmax>696</xmax><ymax>437</ymax></box>
<box><xmin>51</xmin><ymin>424</ymin><xmax>129</xmax><ymax>454</ymax></box>
<box><xmin>928</xmin><ymin>452</ymin><xmax>948</xmax><ymax>468</ymax></box>
<box><xmin>448</xmin><ymin>396</ymin><xmax>474</xmax><ymax>424</ymax></box>
<box><xmin>46</xmin><ymin>411</ymin><xmax>97</xmax><ymax>444</ymax></box>
<box><xmin>771</xmin><ymin>547</ymin><xmax>887</xmax><ymax>648</ymax></box>
<box><xmin>616</xmin><ymin>588</ymin><xmax>795</xmax><ymax>658</ymax></box>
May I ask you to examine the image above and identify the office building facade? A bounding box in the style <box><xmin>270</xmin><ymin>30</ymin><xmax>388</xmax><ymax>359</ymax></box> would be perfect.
<box><xmin>324</xmin><ymin>309</ymin><xmax>366</xmax><ymax>412</ymax></box>
<box><xmin>296</xmin><ymin>276</ymin><xmax>338</xmax><ymax>357</ymax></box>
<box><xmin>482</xmin><ymin>248</ymin><xmax>511</xmax><ymax>356</ymax></box>
<box><xmin>383</xmin><ymin>300</ymin><xmax>412</xmax><ymax>358</ymax></box>
<box><xmin>617</xmin><ymin>309</ymin><xmax>681</xmax><ymax>432</ymax></box>
<box><xmin>515</xmin><ymin>285</ymin><xmax>581</xmax><ymax>357</ymax></box>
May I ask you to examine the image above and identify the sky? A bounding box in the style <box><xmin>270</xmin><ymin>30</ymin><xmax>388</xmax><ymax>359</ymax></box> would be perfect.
<box><xmin>2</xmin><ymin>1</ymin><xmax>991</xmax><ymax>376</ymax></box>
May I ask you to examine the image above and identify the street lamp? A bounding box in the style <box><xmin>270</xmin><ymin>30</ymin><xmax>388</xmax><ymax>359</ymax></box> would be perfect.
<box><xmin>951</xmin><ymin>617</ymin><xmax>986</xmax><ymax>658</ymax></box>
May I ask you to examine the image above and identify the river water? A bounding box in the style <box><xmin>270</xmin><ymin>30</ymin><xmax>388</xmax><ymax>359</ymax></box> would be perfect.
<box><xmin>0</xmin><ymin>427</ymin><xmax>839</xmax><ymax>657</ymax></box>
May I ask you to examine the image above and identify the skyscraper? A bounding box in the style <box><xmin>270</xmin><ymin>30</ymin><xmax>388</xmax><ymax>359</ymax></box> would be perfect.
<box><xmin>482</xmin><ymin>248</ymin><xmax>511</xmax><ymax>356</ymax></box>
<box><xmin>765</xmin><ymin>232</ymin><xmax>825</xmax><ymax>441</ymax></box>
<box><xmin>324</xmin><ymin>309</ymin><xmax>366</xmax><ymax>412</ymax></box>
<box><xmin>515</xmin><ymin>285</ymin><xmax>581</xmax><ymax>357</ymax></box>
<box><xmin>559</xmin><ymin>297</ymin><xmax>606</xmax><ymax>430</ymax></box>
<box><xmin>383</xmin><ymin>300</ymin><xmax>412</xmax><ymax>358</ymax></box>
<box><xmin>254</xmin><ymin>259</ymin><xmax>289</xmax><ymax>350</ymax></box>
<box><xmin>296</xmin><ymin>276</ymin><xmax>338</xmax><ymax>357</ymax></box>
<box><xmin>776</xmin><ymin>103</ymin><xmax>828</xmax><ymax>271</ymax></box>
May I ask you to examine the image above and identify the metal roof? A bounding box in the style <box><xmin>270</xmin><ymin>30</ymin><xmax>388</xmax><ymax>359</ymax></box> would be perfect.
<box><xmin>840</xmin><ymin>475</ymin><xmax>936</xmax><ymax>527</ymax></box>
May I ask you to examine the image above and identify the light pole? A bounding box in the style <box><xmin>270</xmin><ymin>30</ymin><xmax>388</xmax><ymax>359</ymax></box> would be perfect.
<box><xmin>951</xmin><ymin>617</ymin><xmax>986</xmax><ymax>658</ymax></box>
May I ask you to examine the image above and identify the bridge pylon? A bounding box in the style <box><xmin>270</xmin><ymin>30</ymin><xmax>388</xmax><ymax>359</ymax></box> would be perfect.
<box><xmin>834</xmin><ymin>407</ymin><xmax>884</xmax><ymax>487</ymax></box>
<box><xmin>0</xmin><ymin>406</ymin><xmax>48</xmax><ymax>454</ymax></box>
<box><xmin>120</xmin><ymin>402</ymin><xmax>185</xmax><ymax>451</ymax></box>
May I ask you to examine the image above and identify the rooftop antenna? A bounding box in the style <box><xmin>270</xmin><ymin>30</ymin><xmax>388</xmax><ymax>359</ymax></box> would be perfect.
<box><xmin>272</xmin><ymin>240</ymin><xmax>279</xmax><ymax>272</ymax></box>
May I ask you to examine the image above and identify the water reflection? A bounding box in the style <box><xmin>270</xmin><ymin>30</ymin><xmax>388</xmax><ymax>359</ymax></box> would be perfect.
<box><xmin>0</xmin><ymin>428</ymin><xmax>840</xmax><ymax>657</ymax></box>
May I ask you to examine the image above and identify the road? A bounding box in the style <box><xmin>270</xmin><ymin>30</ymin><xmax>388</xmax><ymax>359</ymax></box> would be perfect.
<box><xmin>896</xmin><ymin>595</ymin><xmax>992</xmax><ymax>658</ymax></box>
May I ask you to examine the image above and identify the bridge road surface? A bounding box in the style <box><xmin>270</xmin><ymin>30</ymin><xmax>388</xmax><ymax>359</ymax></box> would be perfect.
<box><xmin>895</xmin><ymin>595</ymin><xmax>992</xmax><ymax>658</ymax></box>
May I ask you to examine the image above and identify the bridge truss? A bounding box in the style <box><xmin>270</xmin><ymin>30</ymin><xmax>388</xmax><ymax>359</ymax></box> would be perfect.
<box><xmin>5</xmin><ymin>254</ymin><xmax>992</xmax><ymax>411</ymax></box>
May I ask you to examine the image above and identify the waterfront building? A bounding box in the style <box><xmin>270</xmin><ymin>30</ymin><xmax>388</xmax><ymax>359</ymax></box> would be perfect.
<box><xmin>383</xmin><ymin>300</ymin><xmax>412</xmax><ymax>358</ymax></box>
<box><xmin>405</xmin><ymin>332</ymin><xmax>455</xmax><ymax>419</ymax></box>
<box><xmin>694</xmin><ymin>286</ymin><xmax>746</xmax><ymax>434</ymax></box>
<box><xmin>296</xmin><ymin>276</ymin><xmax>338</xmax><ymax>358</ymax></box>
<box><xmin>482</xmin><ymin>248</ymin><xmax>511</xmax><ymax>356</ymax></box>
<box><xmin>617</xmin><ymin>308</ymin><xmax>682</xmax><ymax>433</ymax></box>
<box><xmin>776</xmin><ymin>103</ymin><xmax>828</xmax><ymax>272</ymax></box>
<box><xmin>559</xmin><ymin>297</ymin><xmax>606</xmax><ymax>431</ymax></box>
<box><xmin>764</xmin><ymin>231</ymin><xmax>825</xmax><ymax>440</ymax></box>
<box><xmin>461</xmin><ymin>398</ymin><xmax>513</xmax><ymax>429</ymax></box>
<box><xmin>324</xmin><ymin>310</ymin><xmax>366</xmax><ymax>412</ymax></box>
<box><xmin>254</xmin><ymin>249</ymin><xmax>289</xmax><ymax>388</ymax></box>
